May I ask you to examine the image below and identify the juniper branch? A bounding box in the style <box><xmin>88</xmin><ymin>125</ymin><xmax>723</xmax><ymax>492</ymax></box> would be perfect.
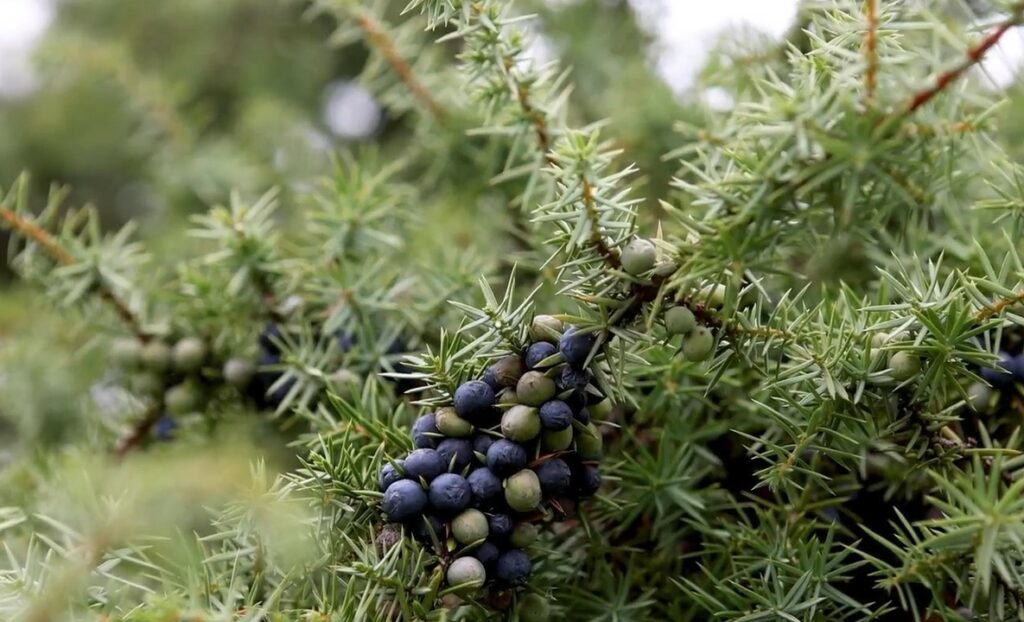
<box><xmin>0</xmin><ymin>203</ymin><xmax>149</xmax><ymax>341</ymax></box>
<box><xmin>863</xmin><ymin>0</ymin><xmax>878</xmax><ymax>107</ymax></box>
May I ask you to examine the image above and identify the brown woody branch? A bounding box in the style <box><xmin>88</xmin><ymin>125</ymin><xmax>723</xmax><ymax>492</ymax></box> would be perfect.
<box><xmin>864</xmin><ymin>0</ymin><xmax>879</xmax><ymax>106</ymax></box>
<box><xmin>114</xmin><ymin>402</ymin><xmax>164</xmax><ymax>458</ymax></box>
<box><xmin>581</xmin><ymin>177</ymin><xmax>621</xmax><ymax>270</ymax></box>
<box><xmin>352</xmin><ymin>10</ymin><xmax>447</xmax><ymax>123</ymax></box>
<box><xmin>0</xmin><ymin>204</ymin><xmax>149</xmax><ymax>341</ymax></box>
<box><xmin>901</xmin><ymin>3</ymin><xmax>1024</xmax><ymax>115</ymax></box>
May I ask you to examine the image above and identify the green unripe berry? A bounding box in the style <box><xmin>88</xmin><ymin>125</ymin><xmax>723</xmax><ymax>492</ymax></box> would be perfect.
<box><xmin>698</xmin><ymin>283</ymin><xmax>727</xmax><ymax>308</ymax></box>
<box><xmin>510</xmin><ymin>521</ymin><xmax>539</xmax><ymax>548</ymax></box>
<box><xmin>497</xmin><ymin>387</ymin><xmax>519</xmax><ymax>404</ymax></box>
<box><xmin>870</xmin><ymin>332</ymin><xmax>889</xmax><ymax>348</ymax></box>
<box><xmin>130</xmin><ymin>372</ymin><xmax>163</xmax><ymax>396</ymax></box>
<box><xmin>223</xmin><ymin>358</ymin><xmax>255</xmax><ymax>387</ymax></box>
<box><xmin>968</xmin><ymin>382</ymin><xmax>992</xmax><ymax>412</ymax></box>
<box><xmin>173</xmin><ymin>337</ymin><xmax>207</xmax><ymax>372</ymax></box>
<box><xmin>451</xmin><ymin>508</ymin><xmax>489</xmax><ymax>544</ymax></box>
<box><xmin>888</xmin><ymin>351</ymin><xmax>921</xmax><ymax>381</ymax></box>
<box><xmin>165</xmin><ymin>383</ymin><xmax>200</xmax><ymax>415</ymax></box>
<box><xmin>501</xmin><ymin>405</ymin><xmax>541</xmax><ymax>442</ymax></box>
<box><xmin>576</xmin><ymin>423</ymin><xmax>603</xmax><ymax>460</ymax></box>
<box><xmin>589</xmin><ymin>398</ymin><xmax>613</xmax><ymax>419</ymax></box>
<box><xmin>518</xmin><ymin>593</ymin><xmax>551</xmax><ymax>621</ymax></box>
<box><xmin>505</xmin><ymin>469</ymin><xmax>542</xmax><ymax>512</ymax></box>
<box><xmin>110</xmin><ymin>338</ymin><xmax>143</xmax><ymax>368</ymax></box>
<box><xmin>329</xmin><ymin>368</ymin><xmax>361</xmax><ymax>399</ymax></box>
<box><xmin>621</xmin><ymin>238</ymin><xmax>657</xmax><ymax>275</ymax></box>
<box><xmin>516</xmin><ymin>371</ymin><xmax>556</xmax><ymax>406</ymax></box>
<box><xmin>446</xmin><ymin>556</ymin><xmax>486</xmax><ymax>588</ymax></box>
<box><xmin>665</xmin><ymin>306</ymin><xmax>696</xmax><ymax>336</ymax></box>
<box><xmin>436</xmin><ymin>406</ymin><xmax>474</xmax><ymax>437</ymax></box>
<box><xmin>683</xmin><ymin>326</ymin><xmax>715</xmax><ymax>361</ymax></box>
<box><xmin>529</xmin><ymin>315</ymin><xmax>563</xmax><ymax>343</ymax></box>
<box><xmin>542</xmin><ymin>425</ymin><xmax>574</xmax><ymax>452</ymax></box>
<box><xmin>141</xmin><ymin>341</ymin><xmax>172</xmax><ymax>372</ymax></box>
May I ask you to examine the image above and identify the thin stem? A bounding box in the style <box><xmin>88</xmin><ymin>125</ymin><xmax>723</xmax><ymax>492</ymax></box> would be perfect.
<box><xmin>0</xmin><ymin>204</ymin><xmax>149</xmax><ymax>341</ymax></box>
<box><xmin>863</xmin><ymin>0</ymin><xmax>878</xmax><ymax>107</ymax></box>
<box><xmin>900</xmin><ymin>3</ymin><xmax>1024</xmax><ymax>115</ymax></box>
<box><xmin>581</xmin><ymin>177</ymin><xmax>621</xmax><ymax>270</ymax></box>
<box><xmin>975</xmin><ymin>289</ymin><xmax>1024</xmax><ymax>322</ymax></box>
<box><xmin>352</xmin><ymin>9</ymin><xmax>447</xmax><ymax>123</ymax></box>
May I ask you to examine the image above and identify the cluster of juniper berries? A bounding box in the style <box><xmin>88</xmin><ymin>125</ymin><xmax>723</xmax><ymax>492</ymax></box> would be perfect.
<box><xmin>378</xmin><ymin>314</ymin><xmax>606</xmax><ymax>590</ymax></box>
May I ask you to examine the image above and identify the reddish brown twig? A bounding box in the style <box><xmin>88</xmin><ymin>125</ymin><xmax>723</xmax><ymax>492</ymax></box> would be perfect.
<box><xmin>864</xmin><ymin>0</ymin><xmax>879</xmax><ymax>107</ymax></box>
<box><xmin>0</xmin><ymin>204</ymin><xmax>149</xmax><ymax>341</ymax></box>
<box><xmin>901</xmin><ymin>3</ymin><xmax>1024</xmax><ymax>115</ymax></box>
<box><xmin>352</xmin><ymin>10</ymin><xmax>447</xmax><ymax>123</ymax></box>
<box><xmin>114</xmin><ymin>403</ymin><xmax>164</xmax><ymax>458</ymax></box>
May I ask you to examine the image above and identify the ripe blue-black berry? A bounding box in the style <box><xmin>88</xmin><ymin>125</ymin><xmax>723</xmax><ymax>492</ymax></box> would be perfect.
<box><xmin>534</xmin><ymin>458</ymin><xmax>572</xmax><ymax>496</ymax></box>
<box><xmin>410</xmin><ymin>513</ymin><xmax>445</xmax><ymax>542</ymax></box>
<box><xmin>412</xmin><ymin>413</ymin><xmax>439</xmax><ymax>449</ymax></box>
<box><xmin>437</xmin><ymin>438</ymin><xmax>475</xmax><ymax>472</ymax></box>
<box><xmin>467</xmin><ymin>467</ymin><xmax>503</xmax><ymax>507</ymax></box>
<box><xmin>403</xmin><ymin>448</ymin><xmax>446</xmax><ymax>482</ymax></box>
<box><xmin>495</xmin><ymin>549</ymin><xmax>532</xmax><ymax>585</ymax></box>
<box><xmin>379</xmin><ymin>460</ymin><xmax>405</xmax><ymax>491</ymax></box>
<box><xmin>454</xmin><ymin>380</ymin><xmax>495</xmax><ymax>419</ymax></box>
<box><xmin>558</xmin><ymin>366</ymin><xmax>590</xmax><ymax>393</ymax></box>
<box><xmin>574</xmin><ymin>464</ymin><xmax>602</xmax><ymax>498</ymax></box>
<box><xmin>382</xmin><ymin>479</ymin><xmax>427</xmax><ymax>522</ymax></box>
<box><xmin>488</xmin><ymin>513</ymin><xmax>513</xmax><ymax>539</ymax></box>
<box><xmin>559</xmin><ymin>327</ymin><xmax>598</xmax><ymax>369</ymax></box>
<box><xmin>154</xmin><ymin>415</ymin><xmax>176</xmax><ymax>441</ymax></box>
<box><xmin>486</xmin><ymin>439</ymin><xmax>528</xmax><ymax>477</ymax></box>
<box><xmin>258</xmin><ymin>323</ymin><xmax>285</xmax><ymax>355</ymax></box>
<box><xmin>472</xmin><ymin>541</ymin><xmax>500</xmax><ymax>570</ymax></box>
<box><xmin>472</xmin><ymin>433</ymin><xmax>495</xmax><ymax>461</ymax></box>
<box><xmin>428</xmin><ymin>473</ymin><xmax>472</xmax><ymax>516</ymax></box>
<box><xmin>525</xmin><ymin>342</ymin><xmax>557</xmax><ymax>369</ymax></box>
<box><xmin>447</xmin><ymin>556</ymin><xmax>486</xmax><ymax>587</ymax></box>
<box><xmin>538</xmin><ymin>400</ymin><xmax>572</xmax><ymax>431</ymax></box>
<box><xmin>981</xmin><ymin>351</ymin><xmax>1015</xmax><ymax>387</ymax></box>
<box><xmin>575</xmin><ymin>407</ymin><xmax>591</xmax><ymax>425</ymax></box>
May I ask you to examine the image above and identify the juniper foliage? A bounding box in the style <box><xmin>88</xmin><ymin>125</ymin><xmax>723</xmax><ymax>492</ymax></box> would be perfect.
<box><xmin>1</xmin><ymin>0</ymin><xmax>1024</xmax><ymax>620</ymax></box>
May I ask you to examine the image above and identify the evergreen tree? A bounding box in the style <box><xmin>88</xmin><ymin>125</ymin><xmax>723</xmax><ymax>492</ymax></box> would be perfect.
<box><xmin>2</xmin><ymin>0</ymin><xmax>1024</xmax><ymax>620</ymax></box>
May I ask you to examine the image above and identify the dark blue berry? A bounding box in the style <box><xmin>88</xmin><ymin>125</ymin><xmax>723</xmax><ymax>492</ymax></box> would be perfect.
<box><xmin>437</xmin><ymin>438</ymin><xmax>475</xmax><ymax>472</ymax></box>
<box><xmin>575</xmin><ymin>407</ymin><xmax>591</xmax><ymax>425</ymax></box>
<box><xmin>538</xmin><ymin>400</ymin><xmax>573</xmax><ymax>431</ymax></box>
<box><xmin>564</xmin><ymin>390</ymin><xmax>586</xmax><ymax>414</ymax></box>
<box><xmin>403</xmin><ymin>449</ymin><xmax>446</xmax><ymax>482</ymax></box>
<box><xmin>525</xmin><ymin>342</ymin><xmax>557</xmax><ymax>369</ymax></box>
<box><xmin>981</xmin><ymin>351</ymin><xmax>1015</xmax><ymax>387</ymax></box>
<box><xmin>472</xmin><ymin>541</ymin><xmax>500</xmax><ymax>571</ymax></box>
<box><xmin>410</xmin><ymin>513</ymin><xmax>445</xmax><ymax>543</ymax></box>
<box><xmin>495</xmin><ymin>549</ymin><xmax>532</xmax><ymax>585</ymax></box>
<box><xmin>258</xmin><ymin>323</ymin><xmax>285</xmax><ymax>355</ymax></box>
<box><xmin>454</xmin><ymin>380</ymin><xmax>495</xmax><ymax>419</ymax></box>
<box><xmin>574</xmin><ymin>464</ymin><xmax>602</xmax><ymax>498</ymax></box>
<box><xmin>559</xmin><ymin>327</ymin><xmax>598</xmax><ymax>369</ymax></box>
<box><xmin>335</xmin><ymin>330</ymin><xmax>357</xmax><ymax>352</ymax></box>
<box><xmin>472</xmin><ymin>434</ymin><xmax>496</xmax><ymax>461</ymax></box>
<box><xmin>154</xmin><ymin>416</ymin><xmax>177</xmax><ymax>441</ymax></box>
<box><xmin>486</xmin><ymin>439</ymin><xmax>529</xmax><ymax>477</ymax></box>
<box><xmin>428</xmin><ymin>473</ymin><xmax>472</xmax><ymax>516</ymax></box>
<box><xmin>558</xmin><ymin>366</ymin><xmax>591</xmax><ymax>392</ymax></box>
<box><xmin>1014</xmin><ymin>353</ymin><xmax>1024</xmax><ymax>381</ymax></box>
<box><xmin>382</xmin><ymin>479</ymin><xmax>427</xmax><ymax>522</ymax></box>
<box><xmin>467</xmin><ymin>467</ymin><xmax>503</xmax><ymax>507</ymax></box>
<box><xmin>488</xmin><ymin>513</ymin><xmax>513</xmax><ymax>539</ymax></box>
<box><xmin>412</xmin><ymin>413</ymin><xmax>440</xmax><ymax>449</ymax></box>
<box><xmin>535</xmin><ymin>459</ymin><xmax>572</xmax><ymax>496</ymax></box>
<box><xmin>379</xmin><ymin>461</ymin><xmax>405</xmax><ymax>491</ymax></box>
<box><xmin>481</xmin><ymin>366</ymin><xmax>502</xmax><ymax>391</ymax></box>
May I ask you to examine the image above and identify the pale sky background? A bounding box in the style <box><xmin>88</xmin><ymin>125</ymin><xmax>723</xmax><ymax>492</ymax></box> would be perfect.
<box><xmin>0</xmin><ymin>0</ymin><xmax>1022</xmax><ymax>130</ymax></box>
